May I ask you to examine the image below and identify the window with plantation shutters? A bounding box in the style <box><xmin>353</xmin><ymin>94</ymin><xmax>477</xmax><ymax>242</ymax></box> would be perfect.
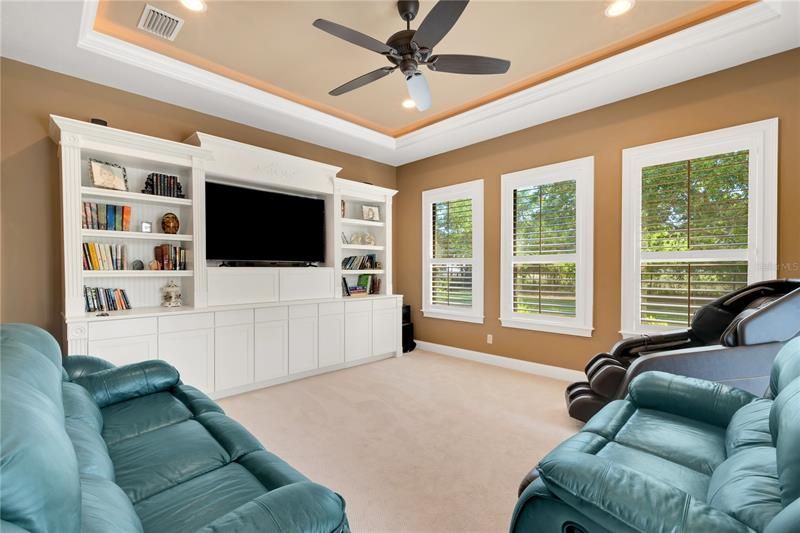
<box><xmin>422</xmin><ymin>180</ymin><xmax>484</xmax><ymax>323</ymax></box>
<box><xmin>622</xmin><ymin>119</ymin><xmax>778</xmax><ymax>336</ymax></box>
<box><xmin>501</xmin><ymin>157</ymin><xmax>594</xmax><ymax>337</ymax></box>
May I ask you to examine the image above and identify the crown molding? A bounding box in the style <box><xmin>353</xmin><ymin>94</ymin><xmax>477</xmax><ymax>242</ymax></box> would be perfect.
<box><xmin>2</xmin><ymin>0</ymin><xmax>798</xmax><ymax>166</ymax></box>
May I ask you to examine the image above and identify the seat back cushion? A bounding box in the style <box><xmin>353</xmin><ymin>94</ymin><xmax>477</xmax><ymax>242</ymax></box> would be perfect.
<box><xmin>0</xmin><ymin>324</ymin><xmax>81</xmax><ymax>533</ymax></box>
<box><xmin>80</xmin><ymin>477</ymin><xmax>143</xmax><ymax>533</ymax></box>
<box><xmin>770</xmin><ymin>336</ymin><xmax>800</xmax><ymax>398</ymax></box>
<box><xmin>769</xmin><ymin>376</ymin><xmax>800</xmax><ymax>507</ymax></box>
<box><xmin>726</xmin><ymin>398</ymin><xmax>774</xmax><ymax>456</ymax></box>
<box><xmin>706</xmin><ymin>447</ymin><xmax>782</xmax><ymax>531</ymax></box>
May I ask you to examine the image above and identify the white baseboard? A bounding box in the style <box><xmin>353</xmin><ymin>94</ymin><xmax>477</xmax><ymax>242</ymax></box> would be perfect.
<box><xmin>414</xmin><ymin>340</ymin><xmax>584</xmax><ymax>382</ymax></box>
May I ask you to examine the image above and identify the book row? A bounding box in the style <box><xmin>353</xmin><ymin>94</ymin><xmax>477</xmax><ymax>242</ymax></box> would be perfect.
<box><xmin>341</xmin><ymin>254</ymin><xmax>378</xmax><ymax>271</ymax></box>
<box><xmin>82</xmin><ymin>202</ymin><xmax>131</xmax><ymax>231</ymax></box>
<box><xmin>154</xmin><ymin>244</ymin><xmax>188</xmax><ymax>271</ymax></box>
<box><xmin>84</xmin><ymin>286</ymin><xmax>131</xmax><ymax>313</ymax></box>
<box><xmin>341</xmin><ymin>274</ymin><xmax>381</xmax><ymax>297</ymax></box>
<box><xmin>142</xmin><ymin>173</ymin><xmax>185</xmax><ymax>198</ymax></box>
<box><xmin>83</xmin><ymin>242</ymin><xmax>128</xmax><ymax>271</ymax></box>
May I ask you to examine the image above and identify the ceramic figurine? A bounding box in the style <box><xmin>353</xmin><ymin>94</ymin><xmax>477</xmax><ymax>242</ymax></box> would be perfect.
<box><xmin>161</xmin><ymin>280</ymin><xmax>182</xmax><ymax>308</ymax></box>
<box><xmin>161</xmin><ymin>213</ymin><xmax>179</xmax><ymax>234</ymax></box>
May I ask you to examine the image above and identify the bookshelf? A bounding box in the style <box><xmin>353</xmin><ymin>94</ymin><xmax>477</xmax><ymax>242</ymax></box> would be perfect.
<box><xmin>51</xmin><ymin>115</ymin><xmax>212</xmax><ymax>318</ymax></box>
<box><xmin>335</xmin><ymin>180</ymin><xmax>397</xmax><ymax>298</ymax></box>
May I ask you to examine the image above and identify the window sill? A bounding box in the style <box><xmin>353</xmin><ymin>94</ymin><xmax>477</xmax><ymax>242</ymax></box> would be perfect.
<box><xmin>500</xmin><ymin>317</ymin><xmax>593</xmax><ymax>337</ymax></box>
<box><xmin>422</xmin><ymin>310</ymin><xmax>484</xmax><ymax>324</ymax></box>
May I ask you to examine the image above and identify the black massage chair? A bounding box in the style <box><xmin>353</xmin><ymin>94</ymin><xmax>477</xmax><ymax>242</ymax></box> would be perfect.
<box><xmin>566</xmin><ymin>279</ymin><xmax>800</xmax><ymax>422</ymax></box>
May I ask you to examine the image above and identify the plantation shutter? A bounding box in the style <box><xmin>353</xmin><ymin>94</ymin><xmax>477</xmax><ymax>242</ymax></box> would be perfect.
<box><xmin>512</xmin><ymin>180</ymin><xmax>577</xmax><ymax>317</ymax></box>
<box><xmin>640</xmin><ymin>150</ymin><xmax>750</xmax><ymax>327</ymax></box>
<box><xmin>431</xmin><ymin>199</ymin><xmax>473</xmax><ymax>308</ymax></box>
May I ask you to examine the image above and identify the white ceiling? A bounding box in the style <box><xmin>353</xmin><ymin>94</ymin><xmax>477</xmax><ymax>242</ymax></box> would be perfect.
<box><xmin>1</xmin><ymin>0</ymin><xmax>798</xmax><ymax>166</ymax></box>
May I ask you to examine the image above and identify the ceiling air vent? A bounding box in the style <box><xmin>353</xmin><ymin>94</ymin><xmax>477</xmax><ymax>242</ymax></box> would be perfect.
<box><xmin>137</xmin><ymin>4</ymin><xmax>184</xmax><ymax>41</ymax></box>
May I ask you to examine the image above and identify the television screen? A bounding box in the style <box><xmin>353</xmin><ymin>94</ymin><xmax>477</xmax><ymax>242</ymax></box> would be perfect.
<box><xmin>205</xmin><ymin>182</ymin><xmax>325</xmax><ymax>263</ymax></box>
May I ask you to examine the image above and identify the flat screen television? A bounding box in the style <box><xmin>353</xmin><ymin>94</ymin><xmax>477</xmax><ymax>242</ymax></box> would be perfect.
<box><xmin>205</xmin><ymin>182</ymin><xmax>325</xmax><ymax>263</ymax></box>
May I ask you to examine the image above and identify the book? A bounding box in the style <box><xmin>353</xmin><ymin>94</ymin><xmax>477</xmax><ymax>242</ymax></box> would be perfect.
<box><xmin>98</xmin><ymin>204</ymin><xmax>107</xmax><ymax>231</ymax></box>
<box><xmin>114</xmin><ymin>206</ymin><xmax>122</xmax><ymax>231</ymax></box>
<box><xmin>81</xmin><ymin>202</ymin><xmax>88</xmax><ymax>229</ymax></box>
<box><xmin>90</xmin><ymin>203</ymin><xmax>98</xmax><ymax>230</ymax></box>
<box><xmin>122</xmin><ymin>206</ymin><xmax>131</xmax><ymax>232</ymax></box>
<box><xmin>107</xmin><ymin>205</ymin><xmax>115</xmax><ymax>232</ymax></box>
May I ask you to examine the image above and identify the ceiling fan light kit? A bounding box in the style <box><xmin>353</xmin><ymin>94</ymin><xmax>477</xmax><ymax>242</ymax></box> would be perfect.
<box><xmin>313</xmin><ymin>0</ymin><xmax>510</xmax><ymax>112</ymax></box>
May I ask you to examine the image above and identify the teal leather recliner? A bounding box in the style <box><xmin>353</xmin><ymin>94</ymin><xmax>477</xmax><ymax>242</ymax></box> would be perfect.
<box><xmin>512</xmin><ymin>335</ymin><xmax>800</xmax><ymax>533</ymax></box>
<box><xmin>0</xmin><ymin>324</ymin><xmax>349</xmax><ymax>532</ymax></box>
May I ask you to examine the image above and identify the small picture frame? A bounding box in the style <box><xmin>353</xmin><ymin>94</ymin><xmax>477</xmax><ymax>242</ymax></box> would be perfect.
<box><xmin>141</xmin><ymin>221</ymin><xmax>152</xmax><ymax>233</ymax></box>
<box><xmin>89</xmin><ymin>159</ymin><xmax>127</xmax><ymax>191</ymax></box>
<box><xmin>341</xmin><ymin>232</ymin><xmax>349</xmax><ymax>244</ymax></box>
<box><xmin>362</xmin><ymin>205</ymin><xmax>381</xmax><ymax>222</ymax></box>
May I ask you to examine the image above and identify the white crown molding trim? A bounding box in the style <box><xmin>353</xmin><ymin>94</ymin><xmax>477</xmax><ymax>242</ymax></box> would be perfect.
<box><xmin>415</xmin><ymin>340</ymin><xmax>584</xmax><ymax>383</ymax></box>
<box><xmin>1</xmin><ymin>0</ymin><xmax>797</xmax><ymax>166</ymax></box>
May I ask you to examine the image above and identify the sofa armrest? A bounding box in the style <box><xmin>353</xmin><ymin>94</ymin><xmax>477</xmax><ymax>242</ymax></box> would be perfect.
<box><xmin>73</xmin><ymin>360</ymin><xmax>180</xmax><ymax>408</ymax></box>
<box><xmin>196</xmin><ymin>482</ymin><xmax>348</xmax><ymax>533</ymax></box>
<box><xmin>627</xmin><ymin>371</ymin><xmax>757</xmax><ymax>427</ymax></box>
<box><xmin>538</xmin><ymin>452</ymin><xmax>753</xmax><ymax>533</ymax></box>
<box><xmin>62</xmin><ymin>355</ymin><xmax>116</xmax><ymax>380</ymax></box>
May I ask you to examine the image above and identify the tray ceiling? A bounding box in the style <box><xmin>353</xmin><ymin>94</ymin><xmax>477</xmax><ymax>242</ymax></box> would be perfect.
<box><xmin>94</xmin><ymin>0</ymin><xmax>744</xmax><ymax>135</ymax></box>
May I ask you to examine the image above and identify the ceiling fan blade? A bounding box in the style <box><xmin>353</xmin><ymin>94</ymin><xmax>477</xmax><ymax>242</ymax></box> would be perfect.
<box><xmin>427</xmin><ymin>54</ymin><xmax>510</xmax><ymax>74</ymax></box>
<box><xmin>313</xmin><ymin>19</ymin><xmax>396</xmax><ymax>55</ymax></box>
<box><xmin>412</xmin><ymin>0</ymin><xmax>469</xmax><ymax>52</ymax></box>
<box><xmin>405</xmin><ymin>72</ymin><xmax>431</xmax><ymax>111</ymax></box>
<box><xmin>329</xmin><ymin>67</ymin><xmax>396</xmax><ymax>96</ymax></box>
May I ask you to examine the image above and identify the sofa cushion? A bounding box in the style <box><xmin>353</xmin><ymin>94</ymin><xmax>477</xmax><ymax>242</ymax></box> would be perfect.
<box><xmin>80</xmin><ymin>477</ymin><xmax>143</xmax><ymax>533</ymax></box>
<box><xmin>238</xmin><ymin>450</ymin><xmax>309</xmax><ymax>491</ymax></box>
<box><xmin>726</xmin><ymin>398</ymin><xmax>774</xmax><ymax>456</ymax></box>
<box><xmin>769</xmin><ymin>336</ymin><xmax>800</xmax><ymax>398</ymax></box>
<box><xmin>102</xmin><ymin>392</ymin><xmax>192</xmax><ymax>446</ymax></box>
<box><xmin>63</xmin><ymin>381</ymin><xmax>103</xmax><ymax>433</ymax></box>
<box><xmin>0</xmin><ymin>324</ymin><xmax>81</xmax><ymax>533</ymax></box>
<box><xmin>134</xmin><ymin>463</ymin><xmax>269</xmax><ymax>533</ymax></box>
<box><xmin>109</xmin><ymin>420</ymin><xmax>230</xmax><ymax>503</ymax></box>
<box><xmin>770</xmin><ymin>377</ymin><xmax>800</xmax><ymax>507</ymax></box>
<box><xmin>66</xmin><ymin>419</ymin><xmax>115</xmax><ymax>481</ymax></box>
<box><xmin>707</xmin><ymin>446</ymin><xmax>782</xmax><ymax>531</ymax></box>
<box><xmin>74</xmin><ymin>360</ymin><xmax>180</xmax><ymax>408</ymax></box>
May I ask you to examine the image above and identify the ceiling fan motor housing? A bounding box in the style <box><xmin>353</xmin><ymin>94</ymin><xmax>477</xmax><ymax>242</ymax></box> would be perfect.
<box><xmin>397</xmin><ymin>0</ymin><xmax>420</xmax><ymax>22</ymax></box>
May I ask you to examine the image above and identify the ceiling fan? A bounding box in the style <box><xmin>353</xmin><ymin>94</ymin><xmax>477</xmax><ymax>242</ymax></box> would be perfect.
<box><xmin>312</xmin><ymin>0</ymin><xmax>510</xmax><ymax>111</ymax></box>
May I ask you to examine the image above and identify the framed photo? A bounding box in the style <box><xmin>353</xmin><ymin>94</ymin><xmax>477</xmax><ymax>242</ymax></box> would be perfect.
<box><xmin>362</xmin><ymin>205</ymin><xmax>381</xmax><ymax>222</ymax></box>
<box><xmin>89</xmin><ymin>159</ymin><xmax>127</xmax><ymax>191</ymax></box>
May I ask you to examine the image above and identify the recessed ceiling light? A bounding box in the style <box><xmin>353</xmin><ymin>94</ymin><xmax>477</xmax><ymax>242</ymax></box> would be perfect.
<box><xmin>180</xmin><ymin>0</ymin><xmax>207</xmax><ymax>12</ymax></box>
<box><xmin>401</xmin><ymin>99</ymin><xmax>416</xmax><ymax>109</ymax></box>
<box><xmin>605</xmin><ymin>0</ymin><xmax>635</xmax><ymax>17</ymax></box>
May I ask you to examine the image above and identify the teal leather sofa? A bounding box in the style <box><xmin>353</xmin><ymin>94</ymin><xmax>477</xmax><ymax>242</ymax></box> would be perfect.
<box><xmin>0</xmin><ymin>324</ymin><xmax>349</xmax><ymax>532</ymax></box>
<box><xmin>512</xmin><ymin>335</ymin><xmax>800</xmax><ymax>533</ymax></box>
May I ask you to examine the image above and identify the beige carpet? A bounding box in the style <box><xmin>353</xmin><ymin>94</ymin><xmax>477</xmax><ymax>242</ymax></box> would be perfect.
<box><xmin>218</xmin><ymin>350</ymin><xmax>582</xmax><ymax>533</ymax></box>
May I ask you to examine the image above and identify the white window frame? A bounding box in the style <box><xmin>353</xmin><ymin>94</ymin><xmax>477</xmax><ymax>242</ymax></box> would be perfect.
<box><xmin>422</xmin><ymin>179</ymin><xmax>484</xmax><ymax>324</ymax></box>
<box><xmin>500</xmin><ymin>157</ymin><xmax>594</xmax><ymax>337</ymax></box>
<box><xmin>621</xmin><ymin>118</ymin><xmax>778</xmax><ymax>337</ymax></box>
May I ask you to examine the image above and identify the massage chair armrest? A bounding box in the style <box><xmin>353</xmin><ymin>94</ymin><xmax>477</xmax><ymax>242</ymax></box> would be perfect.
<box><xmin>195</xmin><ymin>482</ymin><xmax>348</xmax><ymax>533</ymax></box>
<box><xmin>72</xmin><ymin>359</ymin><xmax>180</xmax><ymax>408</ymax></box>
<box><xmin>62</xmin><ymin>355</ymin><xmax>116</xmax><ymax>380</ymax></box>
<box><xmin>537</xmin><ymin>452</ymin><xmax>753</xmax><ymax>533</ymax></box>
<box><xmin>626</xmin><ymin>371</ymin><xmax>756</xmax><ymax>427</ymax></box>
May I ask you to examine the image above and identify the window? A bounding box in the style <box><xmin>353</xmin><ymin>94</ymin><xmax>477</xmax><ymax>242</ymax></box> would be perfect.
<box><xmin>422</xmin><ymin>180</ymin><xmax>484</xmax><ymax>323</ymax></box>
<box><xmin>500</xmin><ymin>157</ymin><xmax>594</xmax><ymax>336</ymax></box>
<box><xmin>621</xmin><ymin>119</ymin><xmax>778</xmax><ymax>336</ymax></box>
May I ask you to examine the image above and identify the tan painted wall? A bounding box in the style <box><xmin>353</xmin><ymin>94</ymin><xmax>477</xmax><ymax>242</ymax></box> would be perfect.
<box><xmin>394</xmin><ymin>48</ymin><xmax>800</xmax><ymax>371</ymax></box>
<box><xmin>0</xmin><ymin>58</ymin><xmax>396</xmax><ymax>343</ymax></box>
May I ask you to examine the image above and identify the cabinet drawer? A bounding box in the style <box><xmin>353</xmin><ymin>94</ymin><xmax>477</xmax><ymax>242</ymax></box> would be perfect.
<box><xmin>372</xmin><ymin>298</ymin><xmax>397</xmax><ymax>311</ymax></box>
<box><xmin>159</xmin><ymin>313</ymin><xmax>214</xmax><ymax>334</ymax></box>
<box><xmin>345</xmin><ymin>300</ymin><xmax>372</xmax><ymax>314</ymax></box>
<box><xmin>215</xmin><ymin>309</ymin><xmax>253</xmax><ymax>327</ymax></box>
<box><xmin>255</xmin><ymin>306</ymin><xmax>288</xmax><ymax>323</ymax></box>
<box><xmin>89</xmin><ymin>318</ymin><xmax>156</xmax><ymax>341</ymax></box>
<box><xmin>289</xmin><ymin>304</ymin><xmax>318</xmax><ymax>319</ymax></box>
<box><xmin>318</xmin><ymin>302</ymin><xmax>344</xmax><ymax>316</ymax></box>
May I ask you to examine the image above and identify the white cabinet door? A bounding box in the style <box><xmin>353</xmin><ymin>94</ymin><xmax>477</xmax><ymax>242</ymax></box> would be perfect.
<box><xmin>289</xmin><ymin>316</ymin><xmax>318</xmax><ymax>374</ymax></box>
<box><xmin>372</xmin><ymin>307</ymin><xmax>397</xmax><ymax>356</ymax></box>
<box><xmin>318</xmin><ymin>314</ymin><xmax>345</xmax><ymax>368</ymax></box>
<box><xmin>214</xmin><ymin>324</ymin><xmax>254</xmax><ymax>391</ymax></box>
<box><xmin>88</xmin><ymin>335</ymin><xmax>158</xmax><ymax>368</ymax></box>
<box><xmin>254</xmin><ymin>320</ymin><xmax>288</xmax><ymax>381</ymax></box>
<box><xmin>345</xmin><ymin>311</ymin><xmax>372</xmax><ymax>362</ymax></box>
<box><xmin>157</xmin><ymin>330</ymin><xmax>214</xmax><ymax>393</ymax></box>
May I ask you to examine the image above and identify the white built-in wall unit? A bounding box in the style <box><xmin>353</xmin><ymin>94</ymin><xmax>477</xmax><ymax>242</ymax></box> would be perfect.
<box><xmin>620</xmin><ymin>118</ymin><xmax>778</xmax><ymax>338</ymax></box>
<box><xmin>50</xmin><ymin>115</ymin><xmax>402</xmax><ymax>399</ymax></box>
<box><xmin>421</xmin><ymin>179</ymin><xmax>484</xmax><ymax>324</ymax></box>
<box><xmin>500</xmin><ymin>157</ymin><xmax>594</xmax><ymax>337</ymax></box>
